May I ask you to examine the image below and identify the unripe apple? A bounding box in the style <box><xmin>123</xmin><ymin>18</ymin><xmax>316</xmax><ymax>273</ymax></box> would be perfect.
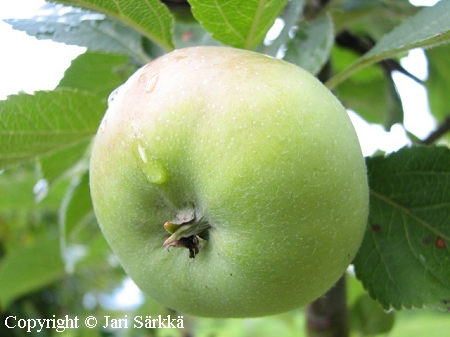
<box><xmin>89</xmin><ymin>46</ymin><xmax>369</xmax><ymax>318</ymax></box>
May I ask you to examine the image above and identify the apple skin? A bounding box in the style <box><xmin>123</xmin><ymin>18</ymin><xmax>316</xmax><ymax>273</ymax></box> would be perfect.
<box><xmin>89</xmin><ymin>46</ymin><xmax>369</xmax><ymax>318</ymax></box>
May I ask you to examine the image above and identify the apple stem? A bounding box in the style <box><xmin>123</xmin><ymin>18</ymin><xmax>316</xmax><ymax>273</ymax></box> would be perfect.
<box><xmin>305</xmin><ymin>275</ymin><xmax>348</xmax><ymax>337</ymax></box>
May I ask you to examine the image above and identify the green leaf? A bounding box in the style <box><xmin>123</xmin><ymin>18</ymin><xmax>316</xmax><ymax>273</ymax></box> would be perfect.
<box><xmin>4</xmin><ymin>4</ymin><xmax>149</xmax><ymax>62</ymax></box>
<box><xmin>283</xmin><ymin>14</ymin><xmax>334</xmax><ymax>75</ymax></box>
<box><xmin>350</xmin><ymin>293</ymin><xmax>395</xmax><ymax>336</ymax></box>
<box><xmin>38</xmin><ymin>140</ymin><xmax>90</xmax><ymax>185</ymax></box>
<box><xmin>0</xmin><ymin>89</ymin><xmax>106</xmax><ymax>169</ymax></box>
<box><xmin>59</xmin><ymin>171</ymin><xmax>95</xmax><ymax>273</ymax></box>
<box><xmin>78</xmin><ymin>231</ymin><xmax>113</xmax><ymax>268</ymax></box>
<box><xmin>57</xmin><ymin>51</ymin><xmax>132</xmax><ymax>99</ymax></box>
<box><xmin>341</xmin><ymin>77</ymin><xmax>404</xmax><ymax>130</ymax></box>
<box><xmin>425</xmin><ymin>44</ymin><xmax>450</xmax><ymax>122</ymax></box>
<box><xmin>337</xmin><ymin>77</ymin><xmax>389</xmax><ymax>125</ymax></box>
<box><xmin>188</xmin><ymin>0</ymin><xmax>288</xmax><ymax>50</ymax></box>
<box><xmin>30</xmin><ymin>52</ymin><xmax>128</xmax><ymax>184</ymax></box>
<box><xmin>0</xmin><ymin>236</ymin><xmax>65</xmax><ymax>309</ymax></box>
<box><xmin>354</xmin><ymin>146</ymin><xmax>450</xmax><ymax>312</ymax></box>
<box><xmin>327</xmin><ymin>1</ymin><xmax>450</xmax><ymax>88</ymax></box>
<box><xmin>0</xmin><ymin>166</ymin><xmax>70</xmax><ymax>213</ymax></box>
<box><xmin>332</xmin><ymin>0</ymin><xmax>418</xmax><ymax>41</ymax></box>
<box><xmin>0</xmin><ymin>168</ymin><xmax>37</xmax><ymax>211</ymax></box>
<box><xmin>55</xmin><ymin>0</ymin><xmax>175</xmax><ymax>51</ymax></box>
<box><xmin>60</xmin><ymin>171</ymin><xmax>94</xmax><ymax>241</ymax></box>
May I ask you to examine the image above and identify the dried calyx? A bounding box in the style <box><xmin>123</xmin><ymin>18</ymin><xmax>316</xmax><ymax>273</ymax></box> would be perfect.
<box><xmin>163</xmin><ymin>207</ymin><xmax>210</xmax><ymax>258</ymax></box>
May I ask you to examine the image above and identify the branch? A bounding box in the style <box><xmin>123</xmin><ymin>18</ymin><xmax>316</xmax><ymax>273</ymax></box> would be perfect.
<box><xmin>421</xmin><ymin>114</ymin><xmax>450</xmax><ymax>145</ymax></box>
<box><xmin>306</xmin><ymin>275</ymin><xmax>348</xmax><ymax>337</ymax></box>
<box><xmin>335</xmin><ymin>30</ymin><xmax>422</xmax><ymax>84</ymax></box>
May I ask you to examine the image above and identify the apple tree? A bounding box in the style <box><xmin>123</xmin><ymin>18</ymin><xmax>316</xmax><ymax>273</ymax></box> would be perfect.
<box><xmin>1</xmin><ymin>0</ymin><xmax>449</xmax><ymax>336</ymax></box>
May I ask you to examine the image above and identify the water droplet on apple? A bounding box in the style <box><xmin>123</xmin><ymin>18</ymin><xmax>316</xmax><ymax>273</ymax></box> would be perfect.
<box><xmin>146</xmin><ymin>74</ymin><xmax>158</xmax><ymax>93</ymax></box>
<box><xmin>99</xmin><ymin>117</ymin><xmax>107</xmax><ymax>133</ymax></box>
<box><xmin>108</xmin><ymin>85</ymin><xmax>122</xmax><ymax>106</ymax></box>
<box><xmin>136</xmin><ymin>142</ymin><xmax>167</xmax><ymax>184</ymax></box>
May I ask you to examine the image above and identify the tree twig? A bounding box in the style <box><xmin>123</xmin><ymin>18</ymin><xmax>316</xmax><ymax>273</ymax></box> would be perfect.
<box><xmin>421</xmin><ymin>114</ymin><xmax>450</xmax><ymax>145</ymax></box>
<box><xmin>306</xmin><ymin>275</ymin><xmax>348</xmax><ymax>337</ymax></box>
<box><xmin>335</xmin><ymin>30</ymin><xmax>423</xmax><ymax>84</ymax></box>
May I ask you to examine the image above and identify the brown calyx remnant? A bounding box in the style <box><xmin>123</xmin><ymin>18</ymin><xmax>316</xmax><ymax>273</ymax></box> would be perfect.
<box><xmin>165</xmin><ymin>235</ymin><xmax>200</xmax><ymax>258</ymax></box>
<box><xmin>162</xmin><ymin>207</ymin><xmax>210</xmax><ymax>258</ymax></box>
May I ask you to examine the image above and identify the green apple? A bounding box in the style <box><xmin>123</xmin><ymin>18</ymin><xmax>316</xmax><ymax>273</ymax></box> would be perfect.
<box><xmin>89</xmin><ymin>46</ymin><xmax>369</xmax><ymax>318</ymax></box>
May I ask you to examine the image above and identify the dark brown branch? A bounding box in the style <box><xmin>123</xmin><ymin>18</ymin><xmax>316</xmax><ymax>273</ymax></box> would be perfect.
<box><xmin>421</xmin><ymin>114</ymin><xmax>450</xmax><ymax>145</ymax></box>
<box><xmin>306</xmin><ymin>275</ymin><xmax>348</xmax><ymax>337</ymax></box>
<box><xmin>335</xmin><ymin>30</ymin><xmax>423</xmax><ymax>84</ymax></box>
